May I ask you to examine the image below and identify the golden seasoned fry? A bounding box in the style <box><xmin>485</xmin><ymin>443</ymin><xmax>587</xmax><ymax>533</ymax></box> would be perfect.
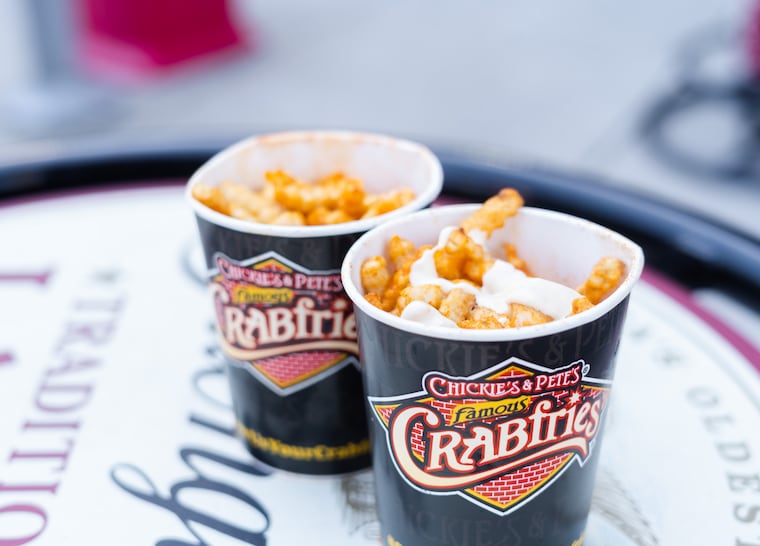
<box><xmin>192</xmin><ymin>184</ymin><xmax>230</xmax><ymax>215</ymax></box>
<box><xmin>227</xmin><ymin>205</ymin><xmax>257</xmax><ymax>221</ymax></box>
<box><xmin>306</xmin><ymin>206</ymin><xmax>354</xmax><ymax>225</ymax></box>
<box><xmin>463</xmin><ymin>255</ymin><xmax>494</xmax><ymax>285</ymax></box>
<box><xmin>394</xmin><ymin>284</ymin><xmax>445</xmax><ymax>315</ymax></box>
<box><xmin>219</xmin><ymin>181</ymin><xmax>265</xmax><ymax>212</ymax></box>
<box><xmin>365</xmin><ymin>292</ymin><xmax>384</xmax><ymax>310</ymax></box>
<box><xmin>434</xmin><ymin>228</ymin><xmax>494</xmax><ymax>284</ymax></box>
<box><xmin>260</xmin><ymin>182</ymin><xmax>276</xmax><ymax>202</ymax></box>
<box><xmin>266</xmin><ymin>170</ymin><xmax>321</xmax><ymax>213</ymax></box>
<box><xmin>571</xmin><ymin>296</ymin><xmax>593</xmax><ymax>315</ymax></box>
<box><xmin>362</xmin><ymin>188</ymin><xmax>415</xmax><ymax>218</ymax></box>
<box><xmin>381</xmin><ymin>268</ymin><xmax>411</xmax><ymax>312</ymax></box>
<box><xmin>193</xmin><ymin>170</ymin><xmax>415</xmax><ymax>226</ymax></box>
<box><xmin>388</xmin><ymin>235</ymin><xmax>417</xmax><ymax>270</ymax></box>
<box><xmin>433</xmin><ymin>247</ymin><xmax>466</xmax><ymax>282</ymax></box>
<box><xmin>271</xmin><ymin>211</ymin><xmax>306</xmax><ymax>226</ymax></box>
<box><xmin>258</xmin><ymin>206</ymin><xmax>284</xmax><ymax>223</ymax></box>
<box><xmin>433</xmin><ymin>228</ymin><xmax>469</xmax><ymax>281</ymax></box>
<box><xmin>317</xmin><ymin>172</ymin><xmax>366</xmax><ymax>217</ymax></box>
<box><xmin>504</xmin><ymin>243</ymin><xmax>531</xmax><ymax>275</ymax></box>
<box><xmin>508</xmin><ymin>303</ymin><xmax>553</xmax><ymax>328</ymax></box>
<box><xmin>461</xmin><ymin>188</ymin><xmax>523</xmax><ymax>236</ymax></box>
<box><xmin>459</xmin><ymin>307</ymin><xmax>509</xmax><ymax>329</ymax></box>
<box><xmin>217</xmin><ymin>181</ymin><xmax>285</xmax><ymax>223</ymax></box>
<box><xmin>379</xmin><ymin>243</ymin><xmax>431</xmax><ymax>311</ymax></box>
<box><xmin>360</xmin><ymin>256</ymin><xmax>391</xmax><ymax>295</ymax></box>
<box><xmin>439</xmin><ymin>288</ymin><xmax>476</xmax><ymax>324</ymax></box>
<box><xmin>577</xmin><ymin>257</ymin><xmax>626</xmax><ymax>305</ymax></box>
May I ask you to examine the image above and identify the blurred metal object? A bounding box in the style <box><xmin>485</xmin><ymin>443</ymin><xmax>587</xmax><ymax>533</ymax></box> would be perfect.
<box><xmin>640</xmin><ymin>20</ymin><xmax>760</xmax><ymax>180</ymax></box>
<box><xmin>2</xmin><ymin>0</ymin><xmax>118</xmax><ymax>137</ymax></box>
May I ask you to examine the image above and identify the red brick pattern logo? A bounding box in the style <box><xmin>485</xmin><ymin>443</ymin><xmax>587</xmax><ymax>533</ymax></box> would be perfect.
<box><xmin>209</xmin><ymin>251</ymin><xmax>359</xmax><ymax>395</ymax></box>
<box><xmin>370</xmin><ymin>357</ymin><xmax>610</xmax><ymax>515</ymax></box>
<box><xmin>253</xmin><ymin>351</ymin><xmax>347</xmax><ymax>390</ymax></box>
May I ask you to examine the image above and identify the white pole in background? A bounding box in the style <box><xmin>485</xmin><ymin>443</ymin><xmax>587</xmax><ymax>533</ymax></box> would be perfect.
<box><xmin>2</xmin><ymin>0</ymin><xmax>118</xmax><ymax>137</ymax></box>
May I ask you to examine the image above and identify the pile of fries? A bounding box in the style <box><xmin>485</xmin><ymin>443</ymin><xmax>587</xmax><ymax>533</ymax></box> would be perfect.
<box><xmin>360</xmin><ymin>189</ymin><xmax>626</xmax><ymax>329</ymax></box>
<box><xmin>192</xmin><ymin>170</ymin><xmax>415</xmax><ymax>226</ymax></box>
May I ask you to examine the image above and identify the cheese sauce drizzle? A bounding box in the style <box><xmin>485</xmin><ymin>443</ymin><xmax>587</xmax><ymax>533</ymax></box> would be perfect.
<box><xmin>402</xmin><ymin>226</ymin><xmax>582</xmax><ymax>326</ymax></box>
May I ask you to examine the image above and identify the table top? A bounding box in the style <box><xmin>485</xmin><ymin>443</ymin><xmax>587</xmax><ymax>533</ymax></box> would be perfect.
<box><xmin>0</xmin><ymin>153</ymin><xmax>758</xmax><ymax>545</ymax></box>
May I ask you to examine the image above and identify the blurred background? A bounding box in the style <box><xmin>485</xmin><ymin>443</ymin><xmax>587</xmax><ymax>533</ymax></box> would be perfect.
<box><xmin>1</xmin><ymin>0</ymin><xmax>759</xmax><ymax>239</ymax></box>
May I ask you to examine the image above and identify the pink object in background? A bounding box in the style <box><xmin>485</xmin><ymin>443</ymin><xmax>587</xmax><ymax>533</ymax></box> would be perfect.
<box><xmin>747</xmin><ymin>0</ymin><xmax>760</xmax><ymax>80</ymax></box>
<box><xmin>75</xmin><ymin>0</ymin><xmax>248</xmax><ymax>82</ymax></box>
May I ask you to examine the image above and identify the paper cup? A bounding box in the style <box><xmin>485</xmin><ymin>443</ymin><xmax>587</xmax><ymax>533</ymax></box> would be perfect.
<box><xmin>342</xmin><ymin>204</ymin><xmax>644</xmax><ymax>543</ymax></box>
<box><xmin>187</xmin><ymin>131</ymin><xmax>443</xmax><ymax>475</ymax></box>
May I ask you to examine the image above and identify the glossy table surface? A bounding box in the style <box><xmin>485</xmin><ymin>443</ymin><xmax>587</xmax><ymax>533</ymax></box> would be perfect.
<box><xmin>0</xmin><ymin>153</ymin><xmax>758</xmax><ymax>545</ymax></box>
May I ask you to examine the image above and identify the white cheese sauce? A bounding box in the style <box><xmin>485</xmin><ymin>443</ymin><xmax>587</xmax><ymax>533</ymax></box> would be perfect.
<box><xmin>400</xmin><ymin>301</ymin><xmax>458</xmax><ymax>328</ymax></box>
<box><xmin>404</xmin><ymin>225</ymin><xmax>581</xmax><ymax>324</ymax></box>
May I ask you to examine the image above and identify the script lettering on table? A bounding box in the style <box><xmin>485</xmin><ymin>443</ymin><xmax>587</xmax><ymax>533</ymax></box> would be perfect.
<box><xmin>110</xmin><ymin>329</ymin><xmax>273</xmax><ymax>546</ymax></box>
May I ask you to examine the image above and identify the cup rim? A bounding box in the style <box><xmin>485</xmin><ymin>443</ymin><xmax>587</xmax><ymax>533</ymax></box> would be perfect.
<box><xmin>341</xmin><ymin>203</ymin><xmax>645</xmax><ymax>341</ymax></box>
<box><xmin>185</xmin><ymin>130</ymin><xmax>444</xmax><ymax>238</ymax></box>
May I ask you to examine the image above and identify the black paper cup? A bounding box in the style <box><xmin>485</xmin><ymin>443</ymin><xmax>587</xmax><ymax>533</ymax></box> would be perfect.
<box><xmin>186</xmin><ymin>130</ymin><xmax>443</xmax><ymax>475</ymax></box>
<box><xmin>342</xmin><ymin>204</ymin><xmax>644</xmax><ymax>543</ymax></box>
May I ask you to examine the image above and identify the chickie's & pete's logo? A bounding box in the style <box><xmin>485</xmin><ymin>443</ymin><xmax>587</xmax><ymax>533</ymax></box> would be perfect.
<box><xmin>370</xmin><ymin>357</ymin><xmax>610</xmax><ymax>515</ymax></box>
<box><xmin>210</xmin><ymin>251</ymin><xmax>358</xmax><ymax>395</ymax></box>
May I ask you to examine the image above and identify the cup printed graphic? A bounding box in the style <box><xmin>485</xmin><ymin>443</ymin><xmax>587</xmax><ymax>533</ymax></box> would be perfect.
<box><xmin>369</xmin><ymin>356</ymin><xmax>609</xmax><ymax>516</ymax></box>
<box><xmin>211</xmin><ymin>251</ymin><xmax>359</xmax><ymax>395</ymax></box>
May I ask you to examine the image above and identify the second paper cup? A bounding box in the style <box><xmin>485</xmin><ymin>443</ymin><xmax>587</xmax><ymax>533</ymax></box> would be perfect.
<box><xmin>187</xmin><ymin>130</ymin><xmax>443</xmax><ymax>475</ymax></box>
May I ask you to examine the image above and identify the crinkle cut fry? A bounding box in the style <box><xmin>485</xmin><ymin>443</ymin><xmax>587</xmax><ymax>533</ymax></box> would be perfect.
<box><xmin>381</xmin><ymin>245</ymin><xmax>430</xmax><ymax>312</ymax></box>
<box><xmin>577</xmin><ymin>257</ymin><xmax>626</xmax><ymax>305</ymax></box>
<box><xmin>360</xmin><ymin>255</ymin><xmax>390</xmax><ymax>295</ymax></box>
<box><xmin>388</xmin><ymin>235</ymin><xmax>416</xmax><ymax>270</ymax></box>
<box><xmin>458</xmin><ymin>307</ymin><xmax>509</xmax><ymax>329</ymax></box>
<box><xmin>217</xmin><ymin>180</ymin><xmax>281</xmax><ymax>222</ymax></box>
<box><xmin>439</xmin><ymin>288</ymin><xmax>476</xmax><ymax>324</ymax></box>
<box><xmin>194</xmin><ymin>171</ymin><xmax>414</xmax><ymax>226</ymax></box>
<box><xmin>266</xmin><ymin>169</ymin><xmax>328</xmax><ymax>215</ymax></box>
<box><xmin>317</xmin><ymin>172</ymin><xmax>366</xmax><ymax>218</ymax></box>
<box><xmin>191</xmin><ymin>184</ymin><xmax>230</xmax><ymax>215</ymax></box>
<box><xmin>432</xmin><ymin>188</ymin><xmax>524</xmax><ymax>285</ymax></box>
<box><xmin>508</xmin><ymin>303</ymin><xmax>553</xmax><ymax>327</ymax></box>
<box><xmin>571</xmin><ymin>296</ymin><xmax>593</xmax><ymax>315</ymax></box>
<box><xmin>364</xmin><ymin>292</ymin><xmax>384</xmax><ymax>310</ymax></box>
<box><xmin>362</xmin><ymin>188</ymin><xmax>415</xmax><ymax>219</ymax></box>
<box><xmin>271</xmin><ymin>210</ymin><xmax>306</xmax><ymax>225</ymax></box>
<box><xmin>394</xmin><ymin>284</ymin><xmax>444</xmax><ymax>315</ymax></box>
<box><xmin>461</xmin><ymin>188</ymin><xmax>524</xmax><ymax>236</ymax></box>
<box><xmin>306</xmin><ymin>207</ymin><xmax>354</xmax><ymax>225</ymax></box>
<box><xmin>434</xmin><ymin>228</ymin><xmax>494</xmax><ymax>285</ymax></box>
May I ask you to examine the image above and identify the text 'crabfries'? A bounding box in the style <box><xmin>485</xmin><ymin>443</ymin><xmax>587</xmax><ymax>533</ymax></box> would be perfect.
<box><xmin>360</xmin><ymin>188</ymin><xmax>627</xmax><ymax>329</ymax></box>
<box><xmin>192</xmin><ymin>170</ymin><xmax>415</xmax><ymax>226</ymax></box>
